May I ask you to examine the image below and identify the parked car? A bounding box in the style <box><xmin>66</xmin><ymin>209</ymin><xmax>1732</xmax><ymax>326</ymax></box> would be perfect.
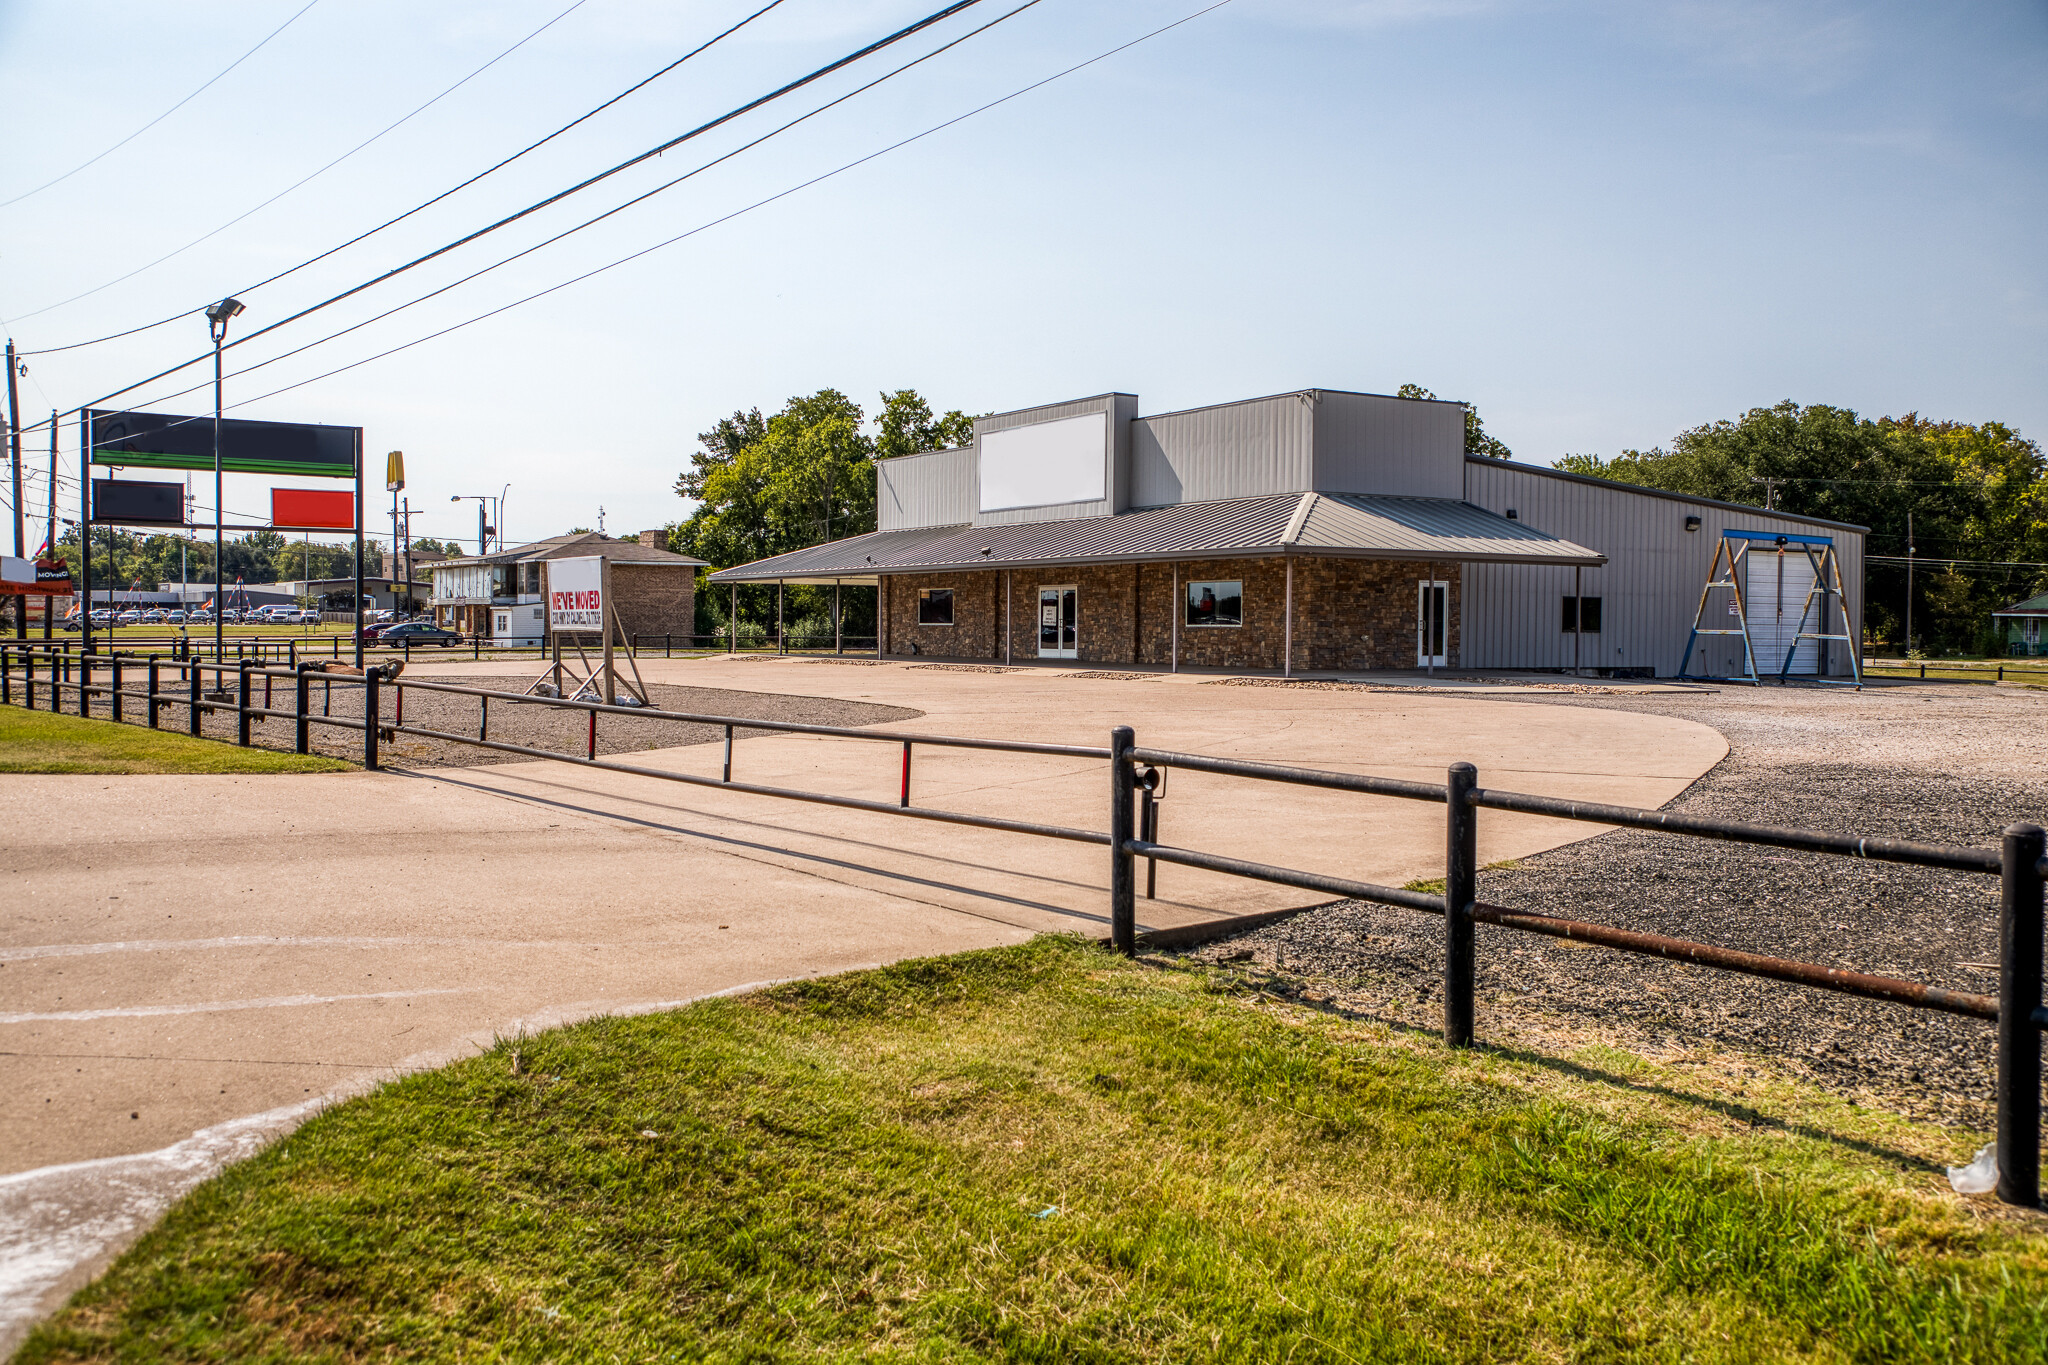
<box><xmin>115</xmin><ymin>610</ymin><xmax>142</xmax><ymax>625</ymax></box>
<box><xmin>142</xmin><ymin>608</ymin><xmax>167</xmax><ymax>624</ymax></box>
<box><xmin>291</xmin><ymin>609</ymin><xmax>320</xmax><ymax>625</ymax></box>
<box><xmin>189</xmin><ymin>610</ymin><xmax>213</xmax><ymax>624</ymax></box>
<box><xmin>166</xmin><ymin>609</ymin><xmax>187</xmax><ymax>624</ymax></box>
<box><xmin>379</xmin><ymin>622</ymin><xmax>461</xmax><ymax>648</ymax></box>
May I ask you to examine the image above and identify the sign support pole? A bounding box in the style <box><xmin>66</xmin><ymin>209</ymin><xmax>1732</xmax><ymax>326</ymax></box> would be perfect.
<box><xmin>601</xmin><ymin>557</ymin><xmax>616</xmax><ymax>706</ymax></box>
<box><xmin>79</xmin><ymin>412</ymin><xmax>91</xmax><ymax>655</ymax></box>
<box><xmin>353</xmin><ymin>429</ymin><xmax>364</xmax><ymax>667</ymax></box>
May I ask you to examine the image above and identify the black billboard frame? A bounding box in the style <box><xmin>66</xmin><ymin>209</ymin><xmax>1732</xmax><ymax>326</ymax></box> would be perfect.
<box><xmin>78</xmin><ymin>418</ymin><xmax>365</xmax><ymax>668</ymax></box>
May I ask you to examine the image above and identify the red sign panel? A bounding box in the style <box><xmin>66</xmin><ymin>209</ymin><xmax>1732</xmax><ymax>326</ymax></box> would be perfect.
<box><xmin>271</xmin><ymin>487</ymin><xmax>355</xmax><ymax>529</ymax></box>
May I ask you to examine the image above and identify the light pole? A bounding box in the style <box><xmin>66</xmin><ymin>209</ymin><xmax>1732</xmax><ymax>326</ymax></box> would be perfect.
<box><xmin>450</xmin><ymin>490</ymin><xmax>507</xmax><ymax>556</ymax></box>
<box><xmin>205</xmin><ymin>296</ymin><xmax>244</xmax><ymax>662</ymax></box>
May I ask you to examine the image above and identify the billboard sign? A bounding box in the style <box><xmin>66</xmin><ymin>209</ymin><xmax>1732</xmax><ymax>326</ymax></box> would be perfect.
<box><xmin>91</xmin><ymin>478</ymin><xmax>186</xmax><ymax>526</ymax></box>
<box><xmin>385</xmin><ymin>449</ymin><xmax>405</xmax><ymax>493</ymax></box>
<box><xmin>2</xmin><ymin>556</ymin><xmax>73</xmax><ymax>595</ymax></box>
<box><xmin>88</xmin><ymin>409</ymin><xmax>360</xmax><ymax>479</ymax></box>
<box><xmin>546</xmin><ymin>555</ymin><xmax>604</xmax><ymax>631</ymax></box>
<box><xmin>271</xmin><ymin>487</ymin><xmax>356</xmax><ymax>529</ymax></box>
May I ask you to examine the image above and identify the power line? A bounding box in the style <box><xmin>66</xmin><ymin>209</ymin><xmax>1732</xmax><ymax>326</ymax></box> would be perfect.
<box><xmin>0</xmin><ymin>1</ymin><xmax>322</xmax><ymax>210</ymax></box>
<box><xmin>86</xmin><ymin>0</ymin><xmax>1051</xmax><ymax>422</ymax></box>
<box><xmin>20</xmin><ymin>0</ymin><xmax>790</xmax><ymax>358</ymax></box>
<box><xmin>128</xmin><ymin>0</ymin><xmax>1241</xmax><ymax>425</ymax></box>
<box><xmin>75</xmin><ymin>0</ymin><xmax>1002</xmax><ymax>414</ymax></box>
<box><xmin>6</xmin><ymin>0</ymin><xmax>591</xmax><ymax>327</ymax></box>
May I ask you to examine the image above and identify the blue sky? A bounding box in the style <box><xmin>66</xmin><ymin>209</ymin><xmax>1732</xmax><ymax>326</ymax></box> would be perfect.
<box><xmin>1</xmin><ymin>0</ymin><xmax>2042</xmax><ymax>552</ymax></box>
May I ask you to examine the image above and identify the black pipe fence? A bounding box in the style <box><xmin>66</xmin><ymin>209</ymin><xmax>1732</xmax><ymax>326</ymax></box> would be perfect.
<box><xmin>4</xmin><ymin>639</ymin><xmax>2042</xmax><ymax>1206</ymax></box>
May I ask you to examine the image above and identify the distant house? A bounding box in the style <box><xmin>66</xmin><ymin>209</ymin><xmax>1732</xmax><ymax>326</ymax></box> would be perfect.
<box><xmin>1993</xmin><ymin>593</ymin><xmax>2048</xmax><ymax>656</ymax></box>
<box><xmin>426</xmin><ymin>530</ymin><xmax>705</xmax><ymax>645</ymax></box>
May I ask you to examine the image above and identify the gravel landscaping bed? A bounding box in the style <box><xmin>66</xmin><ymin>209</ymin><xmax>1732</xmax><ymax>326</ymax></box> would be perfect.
<box><xmin>124</xmin><ymin>675</ymin><xmax>920</xmax><ymax>769</ymax></box>
<box><xmin>1180</xmin><ymin>681</ymin><xmax>2048</xmax><ymax>1127</ymax></box>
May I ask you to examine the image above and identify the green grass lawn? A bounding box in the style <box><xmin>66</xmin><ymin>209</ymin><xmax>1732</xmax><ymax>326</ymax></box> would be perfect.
<box><xmin>20</xmin><ymin>939</ymin><xmax>2045</xmax><ymax>1363</ymax></box>
<box><xmin>0</xmin><ymin>706</ymin><xmax>349</xmax><ymax>773</ymax></box>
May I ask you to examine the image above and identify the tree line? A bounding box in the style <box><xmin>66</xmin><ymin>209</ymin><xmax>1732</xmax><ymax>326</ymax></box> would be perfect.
<box><xmin>670</xmin><ymin>388</ymin><xmax>973</xmax><ymax>641</ymax></box>
<box><xmin>1556</xmin><ymin>402</ymin><xmax>2044</xmax><ymax>655</ymax></box>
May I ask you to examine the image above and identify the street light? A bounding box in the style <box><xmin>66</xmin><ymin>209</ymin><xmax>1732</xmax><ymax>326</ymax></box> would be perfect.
<box><xmin>450</xmin><ymin>490</ymin><xmax>506</xmax><ymax>555</ymax></box>
<box><xmin>205</xmin><ymin>297</ymin><xmax>244</xmax><ymax>664</ymax></box>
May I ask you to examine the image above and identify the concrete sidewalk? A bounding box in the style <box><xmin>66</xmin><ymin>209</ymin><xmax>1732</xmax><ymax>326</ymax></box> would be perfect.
<box><xmin>0</xmin><ymin>658</ymin><xmax>1725</xmax><ymax>1347</ymax></box>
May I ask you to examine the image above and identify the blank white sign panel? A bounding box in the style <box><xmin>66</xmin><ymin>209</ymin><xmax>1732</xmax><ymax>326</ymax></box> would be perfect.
<box><xmin>978</xmin><ymin>411</ymin><xmax>1107</xmax><ymax>512</ymax></box>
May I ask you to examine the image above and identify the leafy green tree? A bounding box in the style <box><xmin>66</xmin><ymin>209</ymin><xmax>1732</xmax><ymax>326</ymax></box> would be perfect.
<box><xmin>1397</xmin><ymin>384</ymin><xmax>1510</xmax><ymax>459</ymax></box>
<box><xmin>408</xmin><ymin>537</ymin><xmax>462</xmax><ymax>556</ymax></box>
<box><xmin>1555</xmin><ymin>401</ymin><xmax>2046</xmax><ymax>655</ymax></box>
<box><xmin>875</xmin><ymin>389</ymin><xmax>974</xmax><ymax>460</ymax></box>
<box><xmin>675</xmin><ymin>388</ymin><xmax>974</xmax><ymax>641</ymax></box>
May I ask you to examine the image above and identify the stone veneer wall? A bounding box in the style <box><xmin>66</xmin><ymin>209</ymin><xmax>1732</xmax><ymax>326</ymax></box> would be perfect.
<box><xmin>879</xmin><ymin>557</ymin><xmax>1458</xmax><ymax>669</ymax></box>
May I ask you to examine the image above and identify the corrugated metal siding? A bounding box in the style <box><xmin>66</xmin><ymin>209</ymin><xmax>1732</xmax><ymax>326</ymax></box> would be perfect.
<box><xmin>878</xmin><ymin>447</ymin><xmax>975</xmax><ymax>531</ymax></box>
<box><xmin>1311</xmin><ymin>392</ymin><xmax>1464</xmax><ymax>499</ymax></box>
<box><xmin>971</xmin><ymin>393</ymin><xmax>1136</xmax><ymax>526</ymax></box>
<box><xmin>1131</xmin><ymin>393</ymin><xmax>1313</xmax><ymax>505</ymax></box>
<box><xmin>1460</xmin><ymin>460</ymin><xmax>1866</xmax><ymax>677</ymax></box>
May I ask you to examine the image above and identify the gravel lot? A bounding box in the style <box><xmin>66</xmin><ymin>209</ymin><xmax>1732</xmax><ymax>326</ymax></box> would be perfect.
<box><xmin>1181</xmin><ymin>680</ymin><xmax>2048</xmax><ymax>1127</ymax></box>
<box><xmin>99</xmin><ymin>672</ymin><xmax>920</xmax><ymax>768</ymax></box>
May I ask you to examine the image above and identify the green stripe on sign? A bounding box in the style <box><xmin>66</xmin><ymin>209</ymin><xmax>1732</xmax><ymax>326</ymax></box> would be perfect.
<box><xmin>91</xmin><ymin>451</ymin><xmax>357</xmax><ymax>478</ymax></box>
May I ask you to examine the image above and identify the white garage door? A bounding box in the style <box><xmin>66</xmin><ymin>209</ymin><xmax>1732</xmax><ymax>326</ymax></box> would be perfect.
<box><xmin>1746</xmin><ymin>547</ymin><xmax>1820</xmax><ymax>675</ymax></box>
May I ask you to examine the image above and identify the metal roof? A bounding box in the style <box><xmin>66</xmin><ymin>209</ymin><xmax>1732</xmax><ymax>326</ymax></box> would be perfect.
<box><xmin>1995</xmin><ymin>593</ymin><xmax>2048</xmax><ymax>617</ymax></box>
<box><xmin>707</xmin><ymin>493</ymin><xmax>1603</xmax><ymax>585</ymax></box>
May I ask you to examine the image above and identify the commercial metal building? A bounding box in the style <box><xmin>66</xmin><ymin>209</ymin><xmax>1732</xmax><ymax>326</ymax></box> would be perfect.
<box><xmin>708</xmin><ymin>388</ymin><xmax>1865</xmax><ymax>678</ymax></box>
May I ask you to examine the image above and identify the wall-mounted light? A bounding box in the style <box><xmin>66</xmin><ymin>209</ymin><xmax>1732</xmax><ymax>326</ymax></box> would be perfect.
<box><xmin>1505</xmin><ymin>509</ymin><xmax>1518</xmax><ymax>521</ymax></box>
<box><xmin>1685</xmin><ymin>515</ymin><xmax>1701</xmax><ymax>532</ymax></box>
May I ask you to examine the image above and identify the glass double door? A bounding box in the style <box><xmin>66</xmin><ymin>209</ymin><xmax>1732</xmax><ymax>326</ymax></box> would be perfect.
<box><xmin>1038</xmin><ymin>585</ymin><xmax>1078</xmax><ymax>659</ymax></box>
<box><xmin>1416</xmin><ymin>579</ymin><xmax>1448</xmax><ymax>667</ymax></box>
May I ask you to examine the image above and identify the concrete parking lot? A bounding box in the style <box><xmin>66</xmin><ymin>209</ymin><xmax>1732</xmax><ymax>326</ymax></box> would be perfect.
<box><xmin>0</xmin><ymin>657</ymin><xmax>1725</xmax><ymax>1347</ymax></box>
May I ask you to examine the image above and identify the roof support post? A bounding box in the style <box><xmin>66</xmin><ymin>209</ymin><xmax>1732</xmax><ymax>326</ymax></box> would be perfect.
<box><xmin>1170</xmin><ymin>562</ymin><xmax>1179</xmax><ymax>674</ymax></box>
<box><xmin>1282</xmin><ymin>555</ymin><xmax>1294</xmax><ymax>679</ymax></box>
<box><xmin>834</xmin><ymin>581</ymin><xmax>842</xmax><ymax>655</ymax></box>
<box><xmin>1004</xmin><ymin>570</ymin><xmax>1012</xmax><ymax>665</ymax></box>
<box><xmin>1574</xmin><ymin>564</ymin><xmax>1583</xmax><ymax>678</ymax></box>
<box><xmin>729</xmin><ymin>583</ymin><xmax>736</xmax><ymax>655</ymax></box>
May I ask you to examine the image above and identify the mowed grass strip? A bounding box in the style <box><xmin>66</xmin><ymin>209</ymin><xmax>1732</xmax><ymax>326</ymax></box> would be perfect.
<box><xmin>21</xmin><ymin>939</ymin><xmax>2046</xmax><ymax>1363</ymax></box>
<box><xmin>0</xmin><ymin>706</ymin><xmax>349</xmax><ymax>774</ymax></box>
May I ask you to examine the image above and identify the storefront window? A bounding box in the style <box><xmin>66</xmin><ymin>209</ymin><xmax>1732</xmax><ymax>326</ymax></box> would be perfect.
<box><xmin>918</xmin><ymin>588</ymin><xmax>955</xmax><ymax>625</ymax></box>
<box><xmin>1185</xmin><ymin>580</ymin><xmax>1243</xmax><ymax>627</ymax></box>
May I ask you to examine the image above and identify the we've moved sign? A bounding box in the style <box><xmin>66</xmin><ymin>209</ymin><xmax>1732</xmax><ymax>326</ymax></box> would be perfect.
<box><xmin>547</xmin><ymin>556</ymin><xmax>604</xmax><ymax>631</ymax></box>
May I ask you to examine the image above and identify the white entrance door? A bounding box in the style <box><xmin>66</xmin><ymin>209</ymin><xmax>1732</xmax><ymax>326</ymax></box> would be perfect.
<box><xmin>1746</xmin><ymin>547</ymin><xmax>1819</xmax><ymax>674</ymax></box>
<box><xmin>1038</xmin><ymin>585</ymin><xmax>1078</xmax><ymax>659</ymax></box>
<box><xmin>1416</xmin><ymin>579</ymin><xmax>1449</xmax><ymax>667</ymax></box>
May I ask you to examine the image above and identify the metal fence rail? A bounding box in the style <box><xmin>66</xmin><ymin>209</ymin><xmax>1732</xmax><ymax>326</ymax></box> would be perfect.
<box><xmin>4</xmin><ymin>639</ymin><xmax>2041</xmax><ymax>1207</ymax></box>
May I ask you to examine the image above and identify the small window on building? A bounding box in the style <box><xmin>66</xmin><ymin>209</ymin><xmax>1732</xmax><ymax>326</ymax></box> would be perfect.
<box><xmin>1185</xmin><ymin>580</ymin><xmax>1244</xmax><ymax>627</ymax></box>
<box><xmin>2028</xmin><ymin>619</ymin><xmax>2041</xmax><ymax>644</ymax></box>
<box><xmin>1561</xmin><ymin>595</ymin><xmax>1603</xmax><ymax>633</ymax></box>
<box><xmin>917</xmin><ymin>588</ymin><xmax>955</xmax><ymax>625</ymax></box>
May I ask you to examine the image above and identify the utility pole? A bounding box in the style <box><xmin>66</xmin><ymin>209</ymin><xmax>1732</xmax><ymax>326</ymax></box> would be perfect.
<box><xmin>5</xmin><ymin>340</ymin><xmax>21</xmax><ymax>557</ymax></box>
<box><xmin>1750</xmin><ymin>475</ymin><xmax>1783</xmax><ymax>511</ymax></box>
<box><xmin>46</xmin><ymin>415</ymin><xmax>56</xmax><ymax>638</ymax></box>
